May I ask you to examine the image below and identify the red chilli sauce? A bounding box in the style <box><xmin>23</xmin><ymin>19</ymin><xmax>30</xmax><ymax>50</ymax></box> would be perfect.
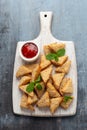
<box><xmin>21</xmin><ymin>42</ymin><xmax>38</xmax><ymax>58</ymax></box>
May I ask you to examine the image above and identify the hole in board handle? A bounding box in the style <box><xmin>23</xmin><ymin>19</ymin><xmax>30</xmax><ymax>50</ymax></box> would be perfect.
<box><xmin>44</xmin><ymin>14</ymin><xmax>47</xmax><ymax>17</ymax></box>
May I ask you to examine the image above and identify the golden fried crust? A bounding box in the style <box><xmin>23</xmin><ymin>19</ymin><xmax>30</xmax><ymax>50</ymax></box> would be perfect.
<box><xmin>47</xmin><ymin>78</ymin><xmax>53</xmax><ymax>84</ymax></box>
<box><xmin>37</xmin><ymin>92</ymin><xmax>50</xmax><ymax>107</ymax></box>
<box><xmin>48</xmin><ymin>43</ymin><xmax>65</xmax><ymax>52</ymax></box>
<box><xmin>19</xmin><ymin>84</ymin><xmax>34</xmax><ymax>97</ymax></box>
<box><xmin>56</xmin><ymin>60</ymin><xmax>71</xmax><ymax>74</ymax></box>
<box><xmin>61</xmin><ymin>78</ymin><xmax>73</xmax><ymax>94</ymax></box>
<box><xmin>19</xmin><ymin>76</ymin><xmax>31</xmax><ymax>86</ymax></box>
<box><xmin>52</xmin><ymin>73</ymin><xmax>65</xmax><ymax>90</ymax></box>
<box><xmin>32</xmin><ymin>64</ymin><xmax>40</xmax><ymax>81</ymax></box>
<box><xmin>35</xmin><ymin>82</ymin><xmax>45</xmax><ymax>98</ymax></box>
<box><xmin>28</xmin><ymin>93</ymin><xmax>38</xmax><ymax>105</ymax></box>
<box><xmin>20</xmin><ymin>93</ymin><xmax>35</xmax><ymax>111</ymax></box>
<box><xmin>44</xmin><ymin>45</ymin><xmax>51</xmax><ymax>55</ymax></box>
<box><xmin>47</xmin><ymin>82</ymin><xmax>60</xmax><ymax>98</ymax></box>
<box><xmin>25</xmin><ymin>63</ymin><xmax>38</xmax><ymax>70</ymax></box>
<box><xmin>60</xmin><ymin>97</ymin><xmax>73</xmax><ymax>109</ymax></box>
<box><xmin>50</xmin><ymin>97</ymin><xmax>63</xmax><ymax>114</ymax></box>
<box><xmin>16</xmin><ymin>65</ymin><xmax>32</xmax><ymax>78</ymax></box>
<box><xmin>40</xmin><ymin>65</ymin><xmax>52</xmax><ymax>83</ymax></box>
<box><xmin>20</xmin><ymin>93</ymin><xmax>28</xmax><ymax>107</ymax></box>
<box><xmin>59</xmin><ymin>78</ymin><xmax>68</xmax><ymax>95</ymax></box>
<box><xmin>40</xmin><ymin>55</ymin><xmax>51</xmax><ymax>70</ymax></box>
<box><xmin>51</xmin><ymin>56</ymin><xmax>68</xmax><ymax>66</ymax></box>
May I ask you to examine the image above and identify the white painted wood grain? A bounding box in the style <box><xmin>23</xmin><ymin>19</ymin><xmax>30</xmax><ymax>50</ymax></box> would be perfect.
<box><xmin>12</xmin><ymin>12</ymin><xmax>77</xmax><ymax>117</ymax></box>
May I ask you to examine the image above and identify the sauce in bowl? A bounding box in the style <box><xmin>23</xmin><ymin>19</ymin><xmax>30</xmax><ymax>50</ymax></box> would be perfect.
<box><xmin>20</xmin><ymin>42</ymin><xmax>40</xmax><ymax>62</ymax></box>
<box><xmin>21</xmin><ymin>42</ymin><xmax>38</xmax><ymax>58</ymax></box>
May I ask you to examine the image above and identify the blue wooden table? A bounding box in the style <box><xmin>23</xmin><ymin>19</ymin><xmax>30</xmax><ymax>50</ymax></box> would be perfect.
<box><xmin>0</xmin><ymin>0</ymin><xmax>87</xmax><ymax>130</ymax></box>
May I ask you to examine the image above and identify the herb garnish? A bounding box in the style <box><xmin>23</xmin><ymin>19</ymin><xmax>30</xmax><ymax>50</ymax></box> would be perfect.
<box><xmin>26</xmin><ymin>82</ymin><xmax>35</xmax><ymax>92</ymax></box>
<box><xmin>46</xmin><ymin>48</ymin><xmax>65</xmax><ymax>61</ymax></box>
<box><xmin>35</xmin><ymin>75</ymin><xmax>42</xmax><ymax>84</ymax></box>
<box><xmin>36</xmin><ymin>83</ymin><xmax>42</xmax><ymax>90</ymax></box>
<box><xmin>26</xmin><ymin>75</ymin><xmax>42</xmax><ymax>93</ymax></box>
<box><xmin>56</xmin><ymin>48</ymin><xmax>65</xmax><ymax>57</ymax></box>
<box><xmin>64</xmin><ymin>96</ymin><xmax>73</xmax><ymax>103</ymax></box>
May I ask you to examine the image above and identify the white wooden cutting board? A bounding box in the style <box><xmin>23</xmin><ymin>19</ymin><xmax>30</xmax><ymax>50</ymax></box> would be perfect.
<box><xmin>12</xmin><ymin>12</ymin><xmax>77</xmax><ymax>117</ymax></box>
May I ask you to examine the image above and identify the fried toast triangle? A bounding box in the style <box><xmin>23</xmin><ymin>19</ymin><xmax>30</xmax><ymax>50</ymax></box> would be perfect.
<box><xmin>56</xmin><ymin>60</ymin><xmax>71</xmax><ymax>74</ymax></box>
<box><xmin>37</xmin><ymin>91</ymin><xmax>50</xmax><ymax>107</ymax></box>
<box><xmin>50</xmin><ymin>97</ymin><xmax>63</xmax><ymax>114</ymax></box>
<box><xmin>52</xmin><ymin>73</ymin><xmax>65</xmax><ymax>90</ymax></box>
<box><xmin>40</xmin><ymin>65</ymin><xmax>52</xmax><ymax>83</ymax></box>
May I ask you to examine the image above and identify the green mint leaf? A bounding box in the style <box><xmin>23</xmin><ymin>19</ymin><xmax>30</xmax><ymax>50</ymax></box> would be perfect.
<box><xmin>36</xmin><ymin>83</ymin><xmax>42</xmax><ymax>90</ymax></box>
<box><xmin>64</xmin><ymin>96</ymin><xmax>72</xmax><ymax>103</ymax></box>
<box><xmin>56</xmin><ymin>48</ymin><xmax>65</xmax><ymax>57</ymax></box>
<box><xmin>46</xmin><ymin>53</ymin><xmax>59</xmax><ymax>62</ymax></box>
<box><xmin>26</xmin><ymin>75</ymin><xmax>42</xmax><ymax>92</ymax></box>
<box><xmin>35</xmin><ymin>75</ymin><xmax>42</xmax><ymax>84</ymax></box>
<box><xmin>26</xmin><ymin>82</ymin><xmax>35</xmax><ymax>92</ymax></box>
<box><xmin>54</xmin><ymin>55</ymin><xmax>59</xmax><ymax>61</ymax></box>
<box><xmin>46</xmin><ymin>53</ymin><xmax>57</xmax><ymax>60</ymax></box>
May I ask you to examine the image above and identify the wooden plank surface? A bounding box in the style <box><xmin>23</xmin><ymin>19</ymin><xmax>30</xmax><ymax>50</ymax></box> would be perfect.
<box><xmin>0</xmin><ymin>0</ymin><xmax>87</xmax><ymax>130</ymax></box>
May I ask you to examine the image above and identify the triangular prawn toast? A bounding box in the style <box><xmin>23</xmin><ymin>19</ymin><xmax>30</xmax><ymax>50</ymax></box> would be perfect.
<box><xmin>16</xmin><ymin>65</ymin><xmax>32</xmax><ymax>78</ymax></box>
<box><xmin>31</xmin><ymin>64</ymin><xmax>40</xmax><ymax>81</ymax></box>
<box><xmin>59</xmin><ymin>78</ymin><xmax>68</xmax><ymax>95</ymax></box>
<box><xmin>19</xmin><ymin>76</ymin><xmax>31</xmax><ymax>86</ymax></box>
<box><xmin>61</xmin><ymin>78</ymin><xmax>73</xmax><ymax>94</ymax></box>
<box><xmin>19</xmin><ymin>84</ymin><xmax>34</xmax><ymax>97</ymax></box>
<box><xmin>47</xmin><ymin>82</ymin><xmax>60</xmax><ymax>98</ymax></box>
<box><xmin>35</xmin><ymin>82</ymin><xmax>45</xmax><ymax>98</ymax></box>
<box><xmin>56</xmin><ymin>60</ymin><xmax>71</xmax><ymax>74</ymax></box>
<box><xmin>44</xmin><ymin>45</ymin><xmax>51</xmax><ymax>55</ymax></box>
<box><xmin>27</xmin><ymin>92</ymin><xmax>38</xmax><ymax>105</ymax></box>
<box><xmin>37</xmin><ymin>91</ymin><xmax>50</xmax><ymax>107</ymax></box>
<box><xmin>50</xmin><ymin>97</ymin><xmax>63</xmax><ymax>114</ymax></box>
<box><xmin>25</xmin><ymin>63</ymin><xmax>38</xmax><ymax>70</ymax></box>
<box><xmin>40</xmin><ymin>65</ymin><xmax>52</xmax><ymax>83</ymax></box>
<box><xmin>48</xmin><ymin>42</ymin><xmax>65</xmax><ymax>52</ymax></box>
<box><xmin>20</xmin><ymin>93</ymin><xmax>35</xmax><ymax>111</ymax></box>
<box><xmin>40</xmin><ymin>55</ymin><xmax>51</xmax><ymax>70</ymax></box>
<box><xmin>20</xmin><ymin>93</ymin><xmax>28</xmax><ymax>108</ymax></box>
<box><xmin>52</xmin><ymin>73</ymin><xmax>65</xmax><ymax>90</ymax></box>
<box><xmin>51</xmin><ymin>56</ymin><xmax>68</xmax><ymax>66</ymax></box>
<box><xmin>60</xmin><ymin>96</ymin><xmax>73</xmax><ymax>109</ymax></box>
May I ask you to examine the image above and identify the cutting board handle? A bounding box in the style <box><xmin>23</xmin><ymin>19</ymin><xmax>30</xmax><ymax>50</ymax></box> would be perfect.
<box><xmin>39</xmin><ymin>11</ymin><xmax>53</xmax><ymax>35</ymax></box>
